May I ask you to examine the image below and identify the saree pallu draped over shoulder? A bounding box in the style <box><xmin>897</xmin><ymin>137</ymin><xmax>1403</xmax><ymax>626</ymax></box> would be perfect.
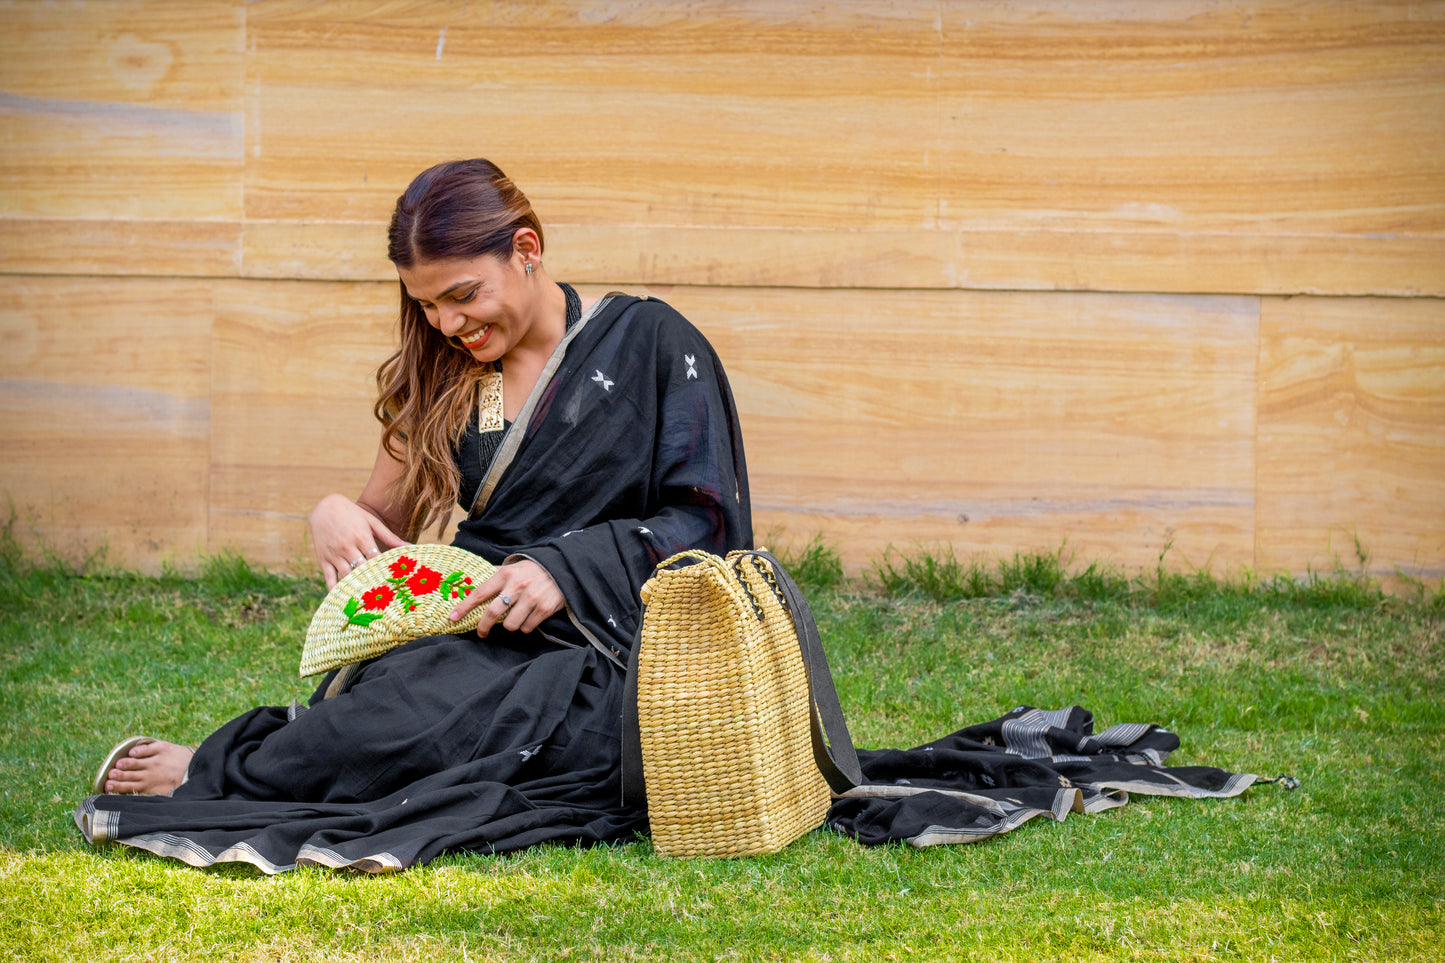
<box><xmin>76</xmin><ymin>292</ymin><xmax>1265</xmax><ymax>873</ymax></box>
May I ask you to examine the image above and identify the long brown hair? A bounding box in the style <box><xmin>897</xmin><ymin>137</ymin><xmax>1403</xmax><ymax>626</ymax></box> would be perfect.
<box><xmin>376</xmin><ymin>159</ymin><xmax>545</xmax><ymax>539</ymax></box>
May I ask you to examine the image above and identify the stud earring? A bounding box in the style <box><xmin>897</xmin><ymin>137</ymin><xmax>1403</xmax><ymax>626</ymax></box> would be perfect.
<box><xmin>524</xmin><ymin>262</ymin><xmax>534</xmax><ymax>275</ymax></box>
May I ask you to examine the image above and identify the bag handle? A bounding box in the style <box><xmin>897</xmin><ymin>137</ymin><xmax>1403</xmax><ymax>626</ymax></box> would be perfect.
<box><xmin>621</xmin><ymin>549</ymin><xmax>861</xmax><ymax>806</ymax></box>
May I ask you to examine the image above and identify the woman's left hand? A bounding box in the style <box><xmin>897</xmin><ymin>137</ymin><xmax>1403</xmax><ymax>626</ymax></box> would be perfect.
<box><xmin>452</xmin><ymin>558</ymin><xmax>565</xmax><ymax>636</ymax></box>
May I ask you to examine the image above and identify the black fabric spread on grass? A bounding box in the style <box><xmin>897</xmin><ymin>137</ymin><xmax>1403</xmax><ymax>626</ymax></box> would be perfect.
<box><xmin>73</xmin><ymin>293</ymin><xmax>1258</xmax><ymax>873</ymax></box>
<box><xmin>829</xmin><ymin>706</ymin><xmax>1258</xmax><ymax>847</ymax></box>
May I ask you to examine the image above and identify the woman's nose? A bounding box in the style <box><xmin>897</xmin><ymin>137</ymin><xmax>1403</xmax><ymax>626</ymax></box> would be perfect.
<box><xmin>437</xmin><ymin>303</ymin><xmax>465</xmax><ymax>335</ymax></box>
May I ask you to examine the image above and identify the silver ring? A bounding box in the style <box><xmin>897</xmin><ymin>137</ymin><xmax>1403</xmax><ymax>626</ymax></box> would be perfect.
<box><xmin>498</xmin><ymin>594</ymin><xmax>512</xmax><ymax>607</ymax></box>
<box><xmin>350</xmin><ymin>557</ymin><xmax>365</xmax><ymax>569</ymax></box>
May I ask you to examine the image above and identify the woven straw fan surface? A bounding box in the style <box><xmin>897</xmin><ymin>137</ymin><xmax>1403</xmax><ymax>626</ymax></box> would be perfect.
<box><xmin>301</xmin><ymin>545</ymin><xmax>497</xmax><ymax>677</ymax></box>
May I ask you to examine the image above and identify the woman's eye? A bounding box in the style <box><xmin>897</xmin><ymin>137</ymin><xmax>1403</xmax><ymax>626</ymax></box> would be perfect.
<box><xmin>453</xmin><ymin>289</ymin><xmax>477</xmax><ymax>304</ymax></box>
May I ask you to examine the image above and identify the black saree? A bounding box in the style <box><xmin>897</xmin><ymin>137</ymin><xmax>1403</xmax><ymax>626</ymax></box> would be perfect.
<box><xmin>76</xmin><ymin>292</ymin><xmax>753</xmax><ymax>872</ymax></box>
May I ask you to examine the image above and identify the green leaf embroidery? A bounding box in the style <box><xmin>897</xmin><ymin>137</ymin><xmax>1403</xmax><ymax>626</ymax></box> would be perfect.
<box><xmin>440</xmin><ymin>570</ymin><xmax>474</xmax><ymax>600</ymax></box>
<box><xmin>342</xmin><ymin>595</ymin><xmax>384</xmax><ymax>628</ymax></box>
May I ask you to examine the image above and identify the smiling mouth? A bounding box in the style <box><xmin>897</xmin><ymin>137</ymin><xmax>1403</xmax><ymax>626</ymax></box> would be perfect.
<box><xmin>459</xmin><ymin>324</ymin><xmax>492</xmax><ymax>346</ymax></box>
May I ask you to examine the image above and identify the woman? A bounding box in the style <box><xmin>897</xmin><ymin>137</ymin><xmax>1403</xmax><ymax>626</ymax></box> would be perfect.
<box><xmin>78</xmin><ymin>159</ymin><xmax>752</xmax><ymax>872</ymax></box>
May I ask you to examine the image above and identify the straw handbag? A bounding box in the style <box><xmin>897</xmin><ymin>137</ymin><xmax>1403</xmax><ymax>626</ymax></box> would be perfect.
<box><xmin>622</xmin><ymin>549</ymin><xmax>862</xmax><ymax>858</ymax></box>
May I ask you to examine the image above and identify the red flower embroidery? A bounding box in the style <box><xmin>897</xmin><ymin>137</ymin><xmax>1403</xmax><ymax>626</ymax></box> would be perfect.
<box><xmin>406</xmin><ymin>566</ymin><xmax>442</xmax><ymax>596</ymax></box>
<box><xmin>343</xmin><ymin>558</ymin><xmax>474</xmax><ymax>631</ymax></box>
<box><xmin>361</xmin><ymin>585</ymin><xmax>395</xmax><ymax>611</ymax></box>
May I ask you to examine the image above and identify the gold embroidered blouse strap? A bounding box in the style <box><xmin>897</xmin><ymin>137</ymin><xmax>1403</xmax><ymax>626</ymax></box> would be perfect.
<box><xmin>467</xmin><ymin>293</ymin><xmax>623</xmax><ymax>517</ymax></box>
<box><xmin>476</xmin><ymin>367</ymin><xmax>504</xmax><ymax>434</ymax></box>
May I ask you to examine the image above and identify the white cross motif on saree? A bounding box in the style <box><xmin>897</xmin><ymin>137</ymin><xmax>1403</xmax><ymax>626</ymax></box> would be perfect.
<box><xmin>684</xmin><ymin>354</ymin><xmax>697</xmax><ymax>380</ymax></box>
<box><xmin>592</xmin><ymin>370</ymin><xmax>613</xmax><ymax>391</ymax></box>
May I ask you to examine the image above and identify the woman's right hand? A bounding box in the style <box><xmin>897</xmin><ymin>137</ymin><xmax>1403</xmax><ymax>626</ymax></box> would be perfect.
<box><xmin>308</xmin><ymin>493</ymin><xmax>410</xmax><ymax>589</ymax></box>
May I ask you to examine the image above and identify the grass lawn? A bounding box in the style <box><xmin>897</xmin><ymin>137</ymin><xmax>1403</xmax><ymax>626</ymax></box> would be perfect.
<box><xmin>1</xmin><ymin>535</ymin><xmax>1440</xmax><ymax>961</ymax></box>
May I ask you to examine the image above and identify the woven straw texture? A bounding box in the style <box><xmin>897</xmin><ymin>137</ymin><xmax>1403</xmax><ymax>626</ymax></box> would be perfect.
<box><xmin>635</xmin><ymin>550</ymin><xmax>831</xmax><ymax>858</ymax></box>
<box><xmin>300</xmin><ymin>544</ymin><xmax>496</xmax><ymax>677</ymax></box>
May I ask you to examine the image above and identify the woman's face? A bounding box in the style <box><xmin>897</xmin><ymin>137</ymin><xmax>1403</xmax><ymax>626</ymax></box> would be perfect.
<box><xmin>397</xmin><ymin>251</ymin><xmax>531</xmax><ymax>364</ymax></box>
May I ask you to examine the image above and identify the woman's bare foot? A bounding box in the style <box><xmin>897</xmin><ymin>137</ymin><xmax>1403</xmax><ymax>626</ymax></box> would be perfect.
<box><xmin>104</xmin><ymin>740</ymin><xmax>194</xmax><ymax>795</ymax></box>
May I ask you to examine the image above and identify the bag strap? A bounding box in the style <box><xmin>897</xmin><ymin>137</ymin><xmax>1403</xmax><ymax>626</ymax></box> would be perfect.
<box><xmin>620</xmin><ymin>632</ymin><xmax>646</xmax><ymax>805</ymax></box>
<box><xmin>621</xmin><ymin>550</ymin><xmax>862</xmax><ymax>806</ymax></box>
<box><xmin>749</xmin><ymin>549</ymin><xmax>862</xmax><ymax>793</ymax></box>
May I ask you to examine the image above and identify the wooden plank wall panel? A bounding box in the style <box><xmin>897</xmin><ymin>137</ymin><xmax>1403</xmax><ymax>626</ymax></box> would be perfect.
<box><xmin>552</xmin><ymin>226</ymin><xmax>1445</xmax><ymax>300</ymax></box>
<box><xmin>0</xmin><ymin>1</ymin><xmax>1441</xmax><ymax>583</ymax></box>
<box><xmin>0</xmin><ymin>219</ymin><xmax>242</xmax><ymax>279</ymax></box>
<box><xmin>0</xmin><ymin>277</ymin><xmax>211</xmax><ymax>568</ymax></box>
<box><xmin>933</xmin><ymin>3</ymin><xmax>1445</xmax><ymax>238</ymax></box>
<box><xmin>240</xmin><ymin>1</ymin><xmax>942</xmax><ymax>227</ymax></box>
<box><xmin>198</xmin><ymin>281</ymin><xmax>1263</xmax><ymax>576</ymax></box>
<box><xmin>239</xmin><ymin>221</ymin><xmax>1445</xmax><ymax>298</ymax></box>
<box><xmin>236</xmin><ymin>0</ymin><xmax>1444</xmax><ymax>296</ymax></box>
<box><xmin>0</xmin><ymin>0</ymin><xmax>244</xmax><ymax>275</ymax></box>
<box><xmin>677</xmin><ymin>287</ymin><xmax>1259</xmax><ymax>573</ymax></box>
<box><xmin>1257</xmin><ymin>297</ymin><xmax>1445</xmax><ymax>581</ymax></box>
<box><xmin>208</xmin><ymin>280</ymin><xmax>397</xmax><ymax>568</ymax></box>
